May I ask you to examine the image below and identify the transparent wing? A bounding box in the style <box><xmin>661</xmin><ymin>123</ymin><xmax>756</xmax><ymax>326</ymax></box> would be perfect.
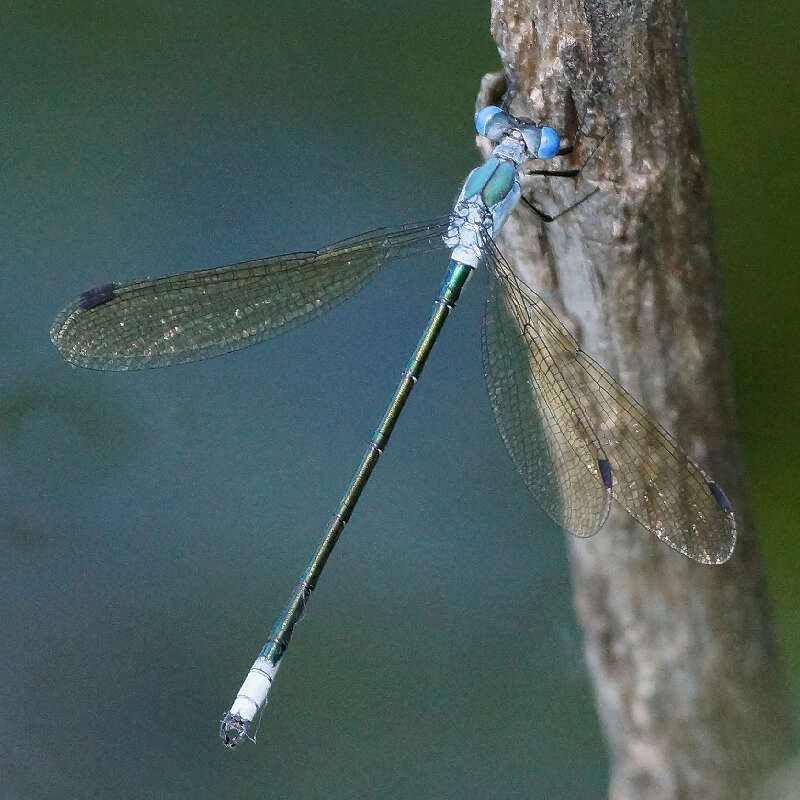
<box><xmin>51</xmin><ymin>218</ymin><xmax>451</xmax><ymax>371</ymax></box>
<box><xmin>483</xmin><ymin>241</ymin><xmax>736</xmax><ymax>564</ymax></box>
<box><xmin>483</xmin><ymin>260</ymin><xmax>612</xmax><ymax>538</ymax></box>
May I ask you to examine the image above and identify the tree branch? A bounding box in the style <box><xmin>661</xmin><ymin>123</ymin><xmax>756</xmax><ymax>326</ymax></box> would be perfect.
<box><xmin>480</xmin><ymin>1</ymin><xmax>793</xmax><ymax>797</ymax></box>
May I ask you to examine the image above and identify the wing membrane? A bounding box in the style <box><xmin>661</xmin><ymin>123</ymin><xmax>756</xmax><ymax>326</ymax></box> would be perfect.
<box><xmin>483</xmin><ymin>242</ymin><xmax>735</xmax><ymax>563</ymax></box>
<box><xmin>51</xmin><ymin>218</ymin><xmax>450</xmax><ymax>371</ymax></box>
<box><xmin>483</xmin><ymin>271</ymin><xmax>611</xmax><ymax>537</ymax></box>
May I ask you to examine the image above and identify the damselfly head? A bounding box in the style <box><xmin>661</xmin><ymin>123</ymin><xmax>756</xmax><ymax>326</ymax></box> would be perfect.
<box><xmin>474</xmin><ymin>106</ymin><xmax>561</xmax><ymax>161</ymax></box>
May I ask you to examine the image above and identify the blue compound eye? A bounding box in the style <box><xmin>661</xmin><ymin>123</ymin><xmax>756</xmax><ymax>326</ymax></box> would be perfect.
<box><xmin>474</xmin><ymin>106</ymin><xmax>516</xmax><ymax>141</ymax></box>
<box><xmin>475</xmin><ymin>106</ymin><xmax>504</xmax><ymax>136</ymax></box>
<box><xmin>521</xmin><ymin>124</ymin><xmax>561</xmax><ymax>160</ymax></box>
<box><xmin>537</xmin><ymin>126</ymin><xmax>560</xmax><ymax>159</ymax></box>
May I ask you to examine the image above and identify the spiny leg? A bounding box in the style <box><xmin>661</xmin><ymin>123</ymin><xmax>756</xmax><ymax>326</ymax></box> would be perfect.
<box><xmin>522</xmin><ymin>134</ymin><xmax>607</xmax><ymax>221</ymax></box>
<box><xmin>521</xmin><ymin>186</ymin><xmax>600</xmax><ymax>223</ymax></box>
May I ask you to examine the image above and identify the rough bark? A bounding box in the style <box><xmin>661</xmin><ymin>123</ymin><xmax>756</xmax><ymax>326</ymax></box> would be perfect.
<box><xmin>479</xmin><ymin>1</ymin><xmax>794</xmax><ymax>797</ymax></box>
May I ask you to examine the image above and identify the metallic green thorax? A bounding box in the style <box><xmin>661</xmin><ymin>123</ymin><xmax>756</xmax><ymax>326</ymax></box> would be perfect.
<box><xmin>260</xmin><ymin>260</ymin><xmax>473</xmax><ymax>666</ymax></box>
<box><xmin>463</xmin><ymin>158</ymin><xmax>516</xmax><ymax>207</ymax></box>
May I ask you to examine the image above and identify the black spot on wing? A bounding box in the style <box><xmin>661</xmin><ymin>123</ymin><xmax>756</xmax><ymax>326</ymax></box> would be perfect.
<box><xmin>79</xmin><ymin>283</ymin><xmax>117</xmax><ymax>310</ymax></box>
<box><xmin>598</xmin><ymin>458</ymin><xmax>612</xmax><ymax>489</ymax></box>
<box><xmin>707</xmin><ymin>481</ymin><xmax>733</xmax><ymax>513</ymax></box>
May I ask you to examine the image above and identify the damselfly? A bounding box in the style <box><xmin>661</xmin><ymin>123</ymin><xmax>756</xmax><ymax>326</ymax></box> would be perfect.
<box><xmin>50</xmin><ymin>105</ymin><xmax>736</xmax><ymax>748</ymax></box>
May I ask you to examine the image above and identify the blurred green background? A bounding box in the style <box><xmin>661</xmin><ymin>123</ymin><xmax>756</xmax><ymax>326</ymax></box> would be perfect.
<box><xmin>3</xmin><ymin>1</ymin><xmax>797</xmax><ymax>797</ymax></box>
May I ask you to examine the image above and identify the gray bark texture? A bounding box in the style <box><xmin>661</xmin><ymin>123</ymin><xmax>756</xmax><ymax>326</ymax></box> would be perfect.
<box><xmin>479</xmin><ymin>1</ymin><xmax>794</xmax><ymax>798</ymax></box>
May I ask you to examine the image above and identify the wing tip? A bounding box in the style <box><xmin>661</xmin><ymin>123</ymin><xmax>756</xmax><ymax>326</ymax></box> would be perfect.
<box><xmin>706</xmin><ymin>480</ymin><xmax>737</xmax><ymax>564</ymax></box>
<box><xmin>50</xmin><ymin>286</ymin><xmax>125</xmax><ymax>371</ymax></box>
